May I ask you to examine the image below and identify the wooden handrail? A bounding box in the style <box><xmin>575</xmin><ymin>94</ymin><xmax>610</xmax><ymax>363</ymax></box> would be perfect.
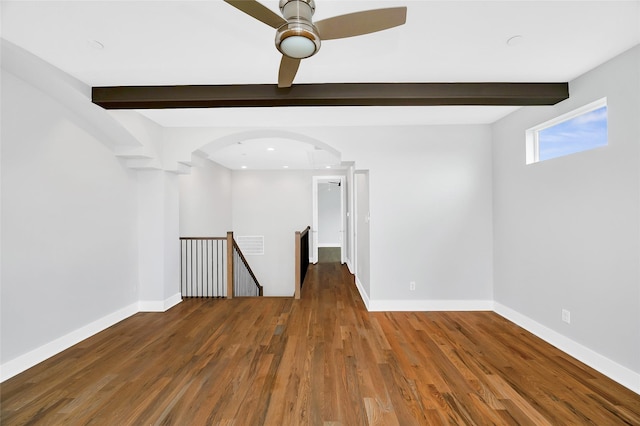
<box><xmin>180</xmin><ymin>237</ymin><xmax>226</xmax><ymax>240</ymax></box>
<box><xmin>181</xmin><ymin>233</ymin><xmax>262</xmax><ymax>298</ymax></box>
<box><xmin>232</xmin><ymin>240</ymin><xmax>263</xmax><ymax>296</ymax></box>
<box><xmin>295</xmin><ymin>226</ymin><xmax>311</xmax><ymax>299</ymax></box>
<box><xmin>299</xmin><ymin>226</ymin><xmax>310</xmax><ymax>239</ymax></box>
<box><xmin>226</xmin><ymin>231</ymin><xmax>263</xmax><ymax>297</ymax></box>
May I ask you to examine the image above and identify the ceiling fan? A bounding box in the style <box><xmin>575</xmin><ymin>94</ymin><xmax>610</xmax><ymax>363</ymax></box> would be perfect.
<box><xmin>92</xmin><ymin>1</ymin><xmax>567</xmax><ymax>110</ymax></box>
<box><xmin>224</xmin><ymin>0</ymin><xmax>407</xmax><ymax>88</ymax></box>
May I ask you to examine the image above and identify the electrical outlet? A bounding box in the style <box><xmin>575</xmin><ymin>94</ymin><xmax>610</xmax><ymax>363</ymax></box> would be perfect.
<box><xmin>409</xmin><ymin>281</ymin><xmax>416</xmax><ymax>291</ymax></box>
<box><xmin>562</xmin><ymin>309</ymin><xmax>571</xmax><ymax>324</ymax></box>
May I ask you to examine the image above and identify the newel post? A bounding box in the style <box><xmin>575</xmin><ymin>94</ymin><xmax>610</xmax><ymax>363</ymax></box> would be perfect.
<box><xmin>226</xmin><ymin>231</ymin><xmax>234</xmax><ymax>299</ymax></box>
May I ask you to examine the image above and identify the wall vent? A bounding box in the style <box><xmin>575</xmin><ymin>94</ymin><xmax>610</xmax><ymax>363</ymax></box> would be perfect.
<box><xmin>236</xmin><ymin>236</ymin><xmax>264</xmax><ymax>255</ymax></box>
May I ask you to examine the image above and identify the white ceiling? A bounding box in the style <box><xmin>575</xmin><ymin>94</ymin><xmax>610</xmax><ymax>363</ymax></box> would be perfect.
<box><xmin>209</xmin><ymin>137</ymin><xmax>342</xmax><ymax>170</ymax></box>
<box><xmin>2</xmin><ymin>0</ymin><xmax>639</xmax><ymax>168</ymax></box>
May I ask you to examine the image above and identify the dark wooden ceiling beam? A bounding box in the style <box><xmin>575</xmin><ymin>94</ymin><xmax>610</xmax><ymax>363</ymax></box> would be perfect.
<box><xmin>91</xmin><ymin>82</ymin><xmax>569</xmax><ymax>109</ymax></box>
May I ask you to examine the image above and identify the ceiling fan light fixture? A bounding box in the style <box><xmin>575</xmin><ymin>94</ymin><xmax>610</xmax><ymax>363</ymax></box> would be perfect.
<box><xmin>223</xmin><ymin>0</ymin><xmax>409</xmax><ymax>86</ymax></box>
<box><xmin>275</xmin><ymin>21</ymin><xmax>320</xmax><ymax>59</ymax></box>
<box><xmin>280</xmin><ymin>0</ymin><xmax>315</xmax><ymax>21</ymax></box>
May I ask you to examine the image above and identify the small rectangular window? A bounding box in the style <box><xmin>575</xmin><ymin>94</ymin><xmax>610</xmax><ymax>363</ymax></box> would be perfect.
<box><xmin>526</xmin><ymin>98</ymin><xmax>608</xmax><ymax>164</ymax></box>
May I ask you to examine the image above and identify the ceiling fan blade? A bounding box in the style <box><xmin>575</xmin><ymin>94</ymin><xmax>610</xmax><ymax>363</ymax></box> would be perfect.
<box><xmin>224</xmin><ymin>0</ymin><xmax>286</xmax><ymax>29</ymax></box>
<box><xmin>315</xmin><ymin>7</ymin><xmax>407</xmax><ymax>40</ymax></box>
<box><xmin>278</xmin><ymin>55</ymin><xmax>301</xmax><ymax>88</ymax></box>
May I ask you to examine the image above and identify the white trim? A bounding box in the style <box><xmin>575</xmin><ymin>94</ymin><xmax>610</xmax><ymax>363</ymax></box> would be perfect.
<box><xmin>347</xmin><ymin>164</ymin><xmax>355</xmax><ymax>270</ymax></box>
<box><xmin>164</xmin><ymin>292</ymin><xmax>183</xmax><ymax>310</ymax></box>
<box><xmin>312</xmin><ymin>175</ymin><xmax>346</xmax><ymax>264</ymax></box>
<box><xmin>138</xmin><ymin>292</ymin><xmax>182</xmax><ymax>312</ymax></box>
<box><xmin>367</xmin><ymin>299</ymin><xmax>494</xmax><ymax>312</ymax></box>
<box><xmin>345</xmin><ymin>259</ymin><xmax>354</xmax><ymax>275</ymax></box>
<box><xmin>317</xmin><ymin>243</ymin><xmax>341</xmax><ymax>248</ymax></box>
<box><xmin>354</xmin><ymin>276</ymin><xmax>370</xmax><ymax>310</ymax></box>
<box><xmin>4</xmin><ymin>294</ymin><xmax>637</xmax><ymax>396</ymax></box>
<box><xmin>494</xmin><ymin>302</ymin><xmax>640</xmax><ymax>395</ymax></box>
<box><xmin>0</xmin><ymin>302</ymin><xmax>139</xmax><ymax>382</ymax></box>
<box><xmin>1</xmin><ymin>293</ymin><xmax>184</xmax><ymax>382</ymax></box>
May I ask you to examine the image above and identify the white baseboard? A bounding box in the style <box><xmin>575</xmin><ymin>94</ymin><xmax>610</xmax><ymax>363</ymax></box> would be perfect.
<box><xmin>345</xmin><ymin>259</ymin><xmax>354</xmax><ymax>275</ymax></box>
<box><xmin>317</xmin><ymin>243</ymin><xmax>341</xmax><ymax>248</ymax></box>
<box><xmin>494</xmin><ymin>302</ymin><xmax>640</xmax><ymax>395</ymax></box>
<box><xmin>165</xmin><ymin>292</ymin><xmax>183</xmax><ymax>310</ymax></box>
<box><xmin>1</xmin><ymin>293</ymin><xmax>183</xmax><ymax>383</ymax></box>
<box><xmin>138</xmin><ymin>292</ymin><xmax>182</xmax><ymax>312</ymax></box>
<box><xmin>367</xmin><ymin>299</ymin><xmax>494</xmax><ymax>312</ymax></box>
<box><xmin>5</xmin><ymin>294</ymin><xmax>636</xmax><ymax>396</ymax></box>
<box><xmin>354</xmin><ymin>276</ymin><xmax>370</xmax><ymax>310</ymax></box>
<box><xmin>0</xmin><ymin>302</ymin><xmax>139</xmax><ymax>382</ymax></box>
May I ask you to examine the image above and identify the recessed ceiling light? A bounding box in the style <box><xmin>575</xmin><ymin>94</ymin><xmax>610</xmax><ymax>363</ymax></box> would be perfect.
<box><xmin>506</xmin><ymin>35</ymin><xmax>524</xmax><ymax>46</ymax></box>
<box><xmin>325</xmin><ymin>165</ymin><xmax>331</xmax><ymax>169</ymax></box>
<box><xmin>267</xmin><ymin>147</ymin><xmax>275</xmax><ymax>151</ymax></box>
<box><xmin>283</xmin><ymin>165</ymin><xmax>289</xmax><ymax>169</ymax></box>
<box><xmin>241</xmin><ymin>166</ymin><xmax>247</xmax><ymax>169</ymax></box>
<box><xmin>87</xmin><ymin>39</ymin><xmax>104</xmax><ymax>50</ymax></box>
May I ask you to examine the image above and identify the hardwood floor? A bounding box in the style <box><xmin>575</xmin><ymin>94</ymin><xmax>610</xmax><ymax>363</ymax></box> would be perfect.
<box><xmin>2</xmin><ymin>262</ymin><xmax>640</xmax><ymax>425</ymax></box>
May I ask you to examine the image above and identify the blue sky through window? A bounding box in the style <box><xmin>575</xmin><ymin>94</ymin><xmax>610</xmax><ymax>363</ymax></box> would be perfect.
<box><xmin>537</xmin><ymin>105</ymin><xmax>608</xmax><ymax>161</ymax></box>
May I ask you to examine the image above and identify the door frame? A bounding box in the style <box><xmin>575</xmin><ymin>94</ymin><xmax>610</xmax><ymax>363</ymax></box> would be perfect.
<box><xmin>312</xmin><ymin>175</ymin><xmax>345</xmax><ymax>264</ymax></box>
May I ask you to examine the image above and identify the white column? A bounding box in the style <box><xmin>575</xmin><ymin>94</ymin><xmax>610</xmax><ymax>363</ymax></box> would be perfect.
<box><xmin>137</xmin><ymin>170</ymin><xmax>181</xmax><ymax>311</ymax></box>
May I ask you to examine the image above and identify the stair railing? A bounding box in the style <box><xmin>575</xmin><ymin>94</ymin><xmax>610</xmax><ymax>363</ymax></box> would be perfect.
<box><xmin>180</xmin><ymin>237</ymin><xmax>227</xmax><ymax>298</ymax></box>
<box><xmin>228</xmin><ymin>232</ymin><xmax>263</xmax><ymax>297</ymax></box>
<box><xmin>179</xmin><ymin>232</ymin><xmax>262</xmax><ymax>298</ymax></box>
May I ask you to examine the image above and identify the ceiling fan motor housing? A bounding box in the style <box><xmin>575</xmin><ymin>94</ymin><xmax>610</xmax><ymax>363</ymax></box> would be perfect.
<box><xmin>276</xmin><ymin>0</ymin><xmax>321</xmax><ymax>59</ymax></box>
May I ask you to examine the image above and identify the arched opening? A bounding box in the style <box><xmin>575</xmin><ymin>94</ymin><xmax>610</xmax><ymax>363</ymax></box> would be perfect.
<box><xmin>179</xmin><ymin>129</ymin><xmax>358</xmax><ymax>297</ymax></box>
<box><xmin>196</xmin><ymin>129</ymin><xmax>342</xmax><ymax>170</ymax></box>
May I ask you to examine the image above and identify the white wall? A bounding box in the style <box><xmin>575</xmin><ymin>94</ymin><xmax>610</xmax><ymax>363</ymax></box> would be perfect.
<box><xmin>492</xmin><ymin>45</ymin><xmax>640</xmax><ymax>387</ymax></box>
<box><xmin>230</xmin><ymin>170</ymin><xmax>314</xmax><ymax>296</ymax></box>
<box><xmin>1</xmin><ymin>70</ymin><xmax>139</xmax><ymax>365</ymax></box>
<box><xmin>308</xmin><ymin>125</ymin><xmax>494</xmax><ymax>309</ymax></box>
<box><xmin>138</xmin><ymin>170</ymin><xmax>181</xmax><ymax>309</ymax></box>
<box><xmin>179</xmin><ymin>156</ymin><xmax>232</xmax><ymax>237</ymax></box>
<box><xmin>355</xmin><ymin>171</ymin><xmax>371</xmax><ymax>301</ymax></box>
<box><xmin>344</xmin><ymin>163</ymin><xmax>355</xmax><ymax>271</ymax></box>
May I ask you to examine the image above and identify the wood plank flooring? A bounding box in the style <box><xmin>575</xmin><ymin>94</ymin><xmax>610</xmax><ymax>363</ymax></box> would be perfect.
<box><xmin>2</xmin><ymin>262</ymin><xmax>640</xmax><ymax>425</ymax></box>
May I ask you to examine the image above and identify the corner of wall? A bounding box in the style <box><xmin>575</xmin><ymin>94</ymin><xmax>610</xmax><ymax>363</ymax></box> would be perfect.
<box><xmin>138</xmin><ymin>293</ymin><xmax>183</xmax><ymax>313</ymax></box>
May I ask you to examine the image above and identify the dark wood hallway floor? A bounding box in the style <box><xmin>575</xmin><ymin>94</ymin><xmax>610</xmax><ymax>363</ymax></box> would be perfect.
<box><xmin>2</xmin><ymin>262</ymin><xmax>640</xmax><ymax>425</ymax></box>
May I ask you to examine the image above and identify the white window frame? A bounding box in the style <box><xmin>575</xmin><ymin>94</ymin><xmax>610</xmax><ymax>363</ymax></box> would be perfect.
<box><xmin>526</xmin><ymin>97</ymin><xmax>608</xmax><ymax>165</ymax></box>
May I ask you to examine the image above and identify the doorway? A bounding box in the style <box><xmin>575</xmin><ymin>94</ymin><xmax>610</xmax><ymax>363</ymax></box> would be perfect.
<box><xmin>312</xmin><ymin>176</ymin><xmax>345</xmax><ymax>264</ymax></box>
